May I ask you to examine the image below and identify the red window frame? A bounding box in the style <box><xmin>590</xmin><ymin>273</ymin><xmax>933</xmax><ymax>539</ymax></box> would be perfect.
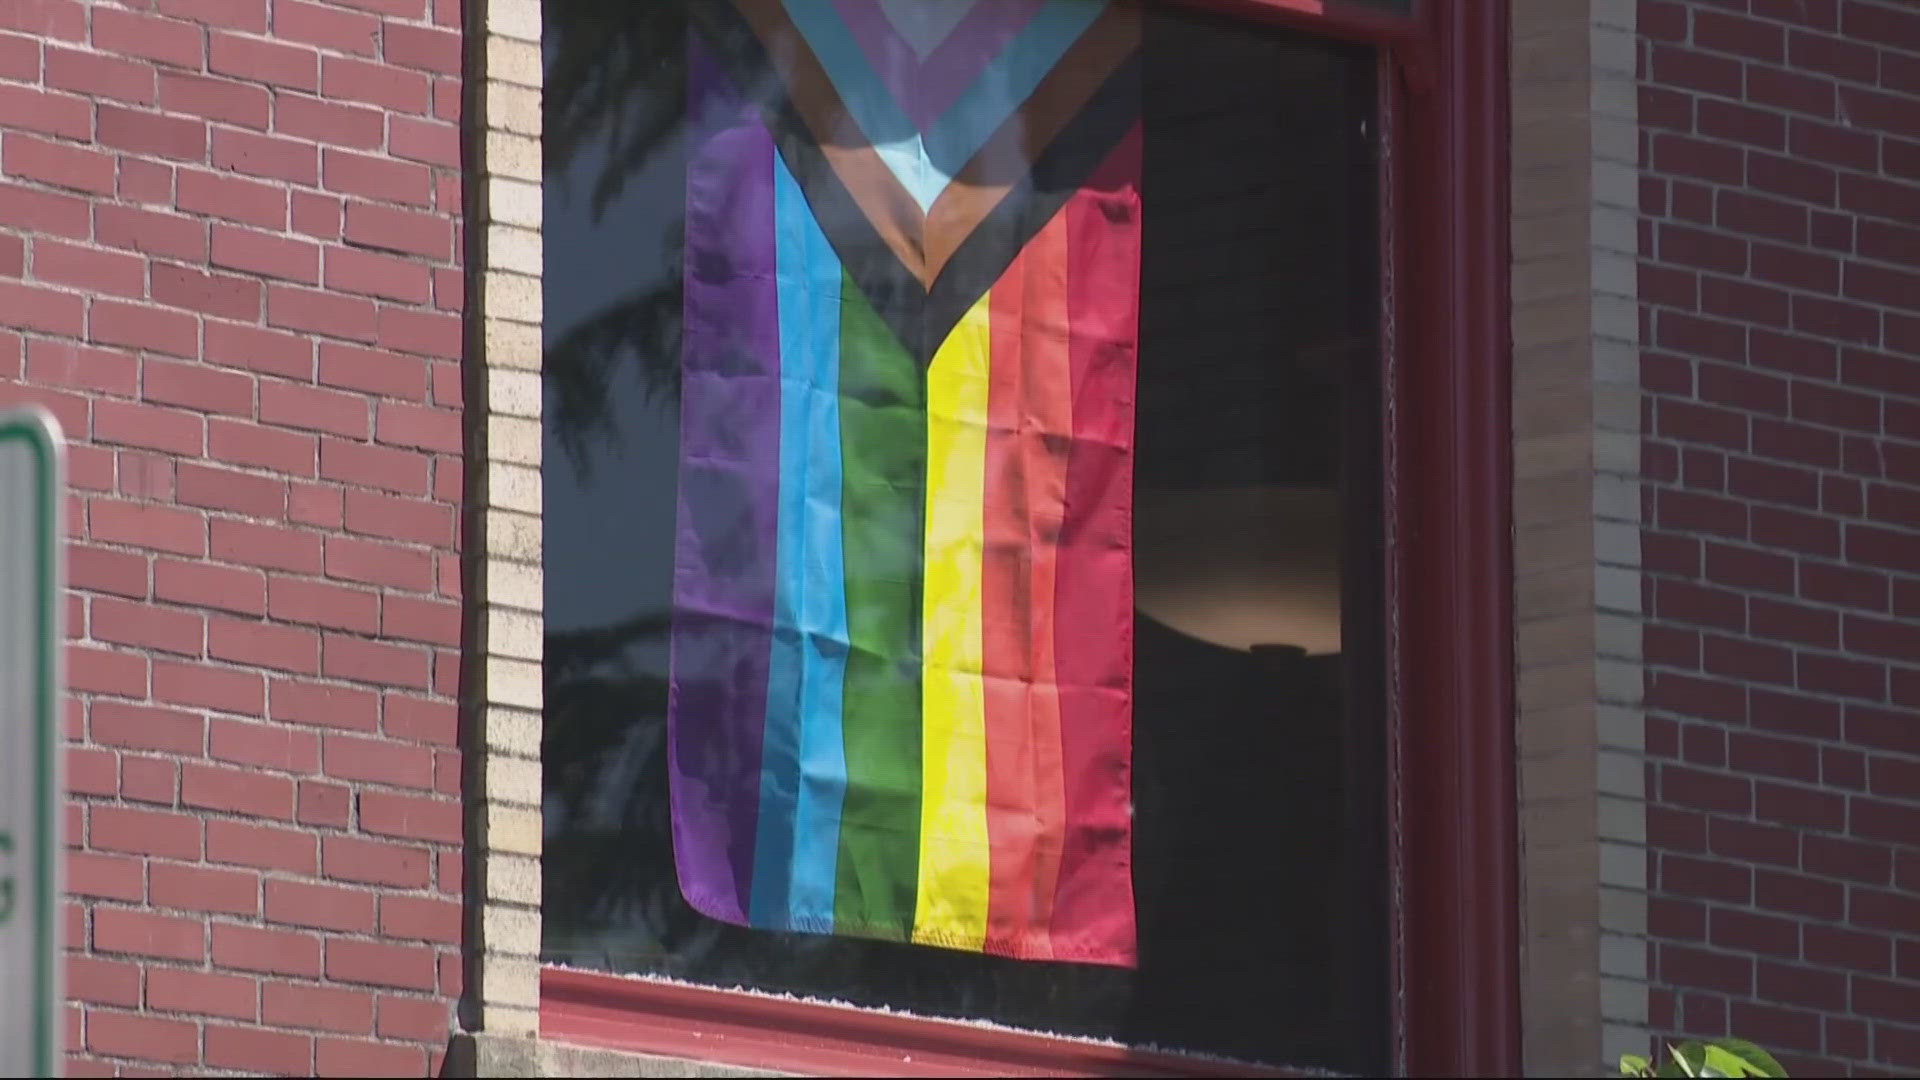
<box><xmin>538</xmin><ymin>0</ymin><xmax>1519</xmax><ymax>1074</ymax></box>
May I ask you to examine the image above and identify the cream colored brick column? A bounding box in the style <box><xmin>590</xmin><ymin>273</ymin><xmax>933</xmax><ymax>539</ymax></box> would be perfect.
<box><xmin>468</xmin><ymin>0</ymin><xmax>545</xmax><ymax>1041</ymax></box>
<box><xmin>1510</xmin><ymin>0</ymin><xmax>1647</xmax><ymax>1074</ymax></box>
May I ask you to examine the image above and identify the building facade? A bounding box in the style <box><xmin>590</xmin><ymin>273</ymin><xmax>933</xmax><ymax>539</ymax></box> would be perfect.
<box><xmin>0</xmin><ymin>0</ymin><xmax>1912</xmax><ymax>1075</ymax></box>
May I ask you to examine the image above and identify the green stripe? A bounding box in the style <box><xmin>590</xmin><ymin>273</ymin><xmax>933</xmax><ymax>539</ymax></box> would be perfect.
<box><xmin>832</xmin><ymin>270</ymin><xmax>924</xmax><ymax>940</ymax></box>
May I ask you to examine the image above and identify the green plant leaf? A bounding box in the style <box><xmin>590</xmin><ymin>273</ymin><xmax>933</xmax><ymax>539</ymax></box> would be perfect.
<box><xmin>1669</xmin><ymin>1042</ymin><xmax>1706</xmax><ymax>1077</ymax></box>
<box><xmin>1702</xmin><ymin>1044</ymin><xmax>1757</xmax><ymax>1077</ymax></box>
<box><xmin>1711</xmin><ymin>1037</ymin><xmax>1788</xmax><ymax>1078</ymax></box>
<box><xmin>1620</xmin><ymin>1053</ymin><xmax>1652</xmax><ymax>1077</ymax></box>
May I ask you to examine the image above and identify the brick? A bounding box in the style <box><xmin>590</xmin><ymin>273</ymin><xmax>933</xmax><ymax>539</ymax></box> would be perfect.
<box><xmin>264</xmin><ymin>878</ymin><xmax>375</xmax><ymax>933</ymax></box>
<box><xmin>90</xmin><ymin>499</ymin><xmax>206</xmax><ymax>558</ymax></box>
<box><xmin>67</xmin><ymin>644</ymin><xmax>149</xmax><ymax>698</ymax></box>
<box><xmin>273</xmin><ymin>92</ymin><xmax>383</xmax><ymax>150</ymax></box>
<box><xmin>297</xmin><ymin>778</ymin><xmax>350</xmax><ymax>826</ymax></box>
<box><xmin>267</xmin><ymin>574</ymin><xmax>380</xmax><ymax>633</ymax></box>
<box><xmin>91</xmin><ymin>699</ymin><xmax>204</xmax><ymax>757</ymax></box>
<box><xmin>68</xmin><ymin>955</ymin><xmax>142</xmax><ymax>1008</ymax></box>
<box><xmin>384</xmin><ymin>695</ymin><xmax>455</xmax><ymax>745</ymax></box>
<box><xmin>259</xmin><ymin>379</ymin><xmax>371</xmax><ymax>438</ymax></box>
<box><xmin>318</xmin><ymin>342</ymin><xmax>429</xmax><ymax>401</ymax></box>
<box><xmin>34</xmin><ymin>239</ymin><xmax>143</xmax><ymax>300</ymax></box>
<box><xmin>205</xmin><ymin>818</ymin><xmax>316</xmax><ymax>876</ymax></box>
<box><xmin>117</xmin><ymin>156</ymin><xmax>173</xmax><ymax>204</ymax></box>
<box><xmin>183</xmin><ymin>761</ymin><xmax>294</xmax><ymax>819</ymax></box>
<box><xmin>382</xmin><ymin>594</ymin><xmax>459</xmax><ymax>647</ymax></box>
<box><xmin>176</xmin><ymin>167</ymin><xmax>288</xmax><ymax>231</ymax></box>
<box><xmin>90</xmin><ymin>596</ymin><xmax>204</xmax><ymax>659</ymax></box>
<box><xmin>323</xmin><ymin>732</ymin><xmax>433</xmax><ymax>789</ymax></box>
<box><xmin>381</xmin><ymin>21</ymin><xmax>459</xmax><ymax>73</ymax></box>
<box><xmin>268</xmin><ymin>676</ymin><xmax>380</xmax><ymax>731</ymax></box>
<box><xmin>85</xmin><ymin>1011</ymin><xmax>199</xmax><ymax>1065</ymax></box>
<box><xmin>95</xmin><ymin>401</ymin><xmax>199</xmax><ymax>458</ymax></box>
<box><xmin>376</xmin><ymin>994</ymin><xmax>449</xmax><ymax>1041</ymax></box>
<box><xmin>360</xmin><ymin>789</ymin><xmax>459</xmax><ymax>844</ymax></box>
<box><xmin>211</xmin><ymin>222</ymin><xmax>320</xmax><ymax>284</ymax></box>
<box><xmin>0</xmin><ymin>390</ymin><xmax>86</xmax><ymax>451</ymax></box>
<box><xmin>316</xmin><ymin>1038</ymin><xmax>427</xmax><ymax>1077</ymax></box>
<box><xmin>379</xmin><ymin>895</ymin><xmax>460</xmax><ymax>945</ymax></box>
<box><xmin>0</xmin><ymin>281</ymin><xmax>85</xmax><ymax>336</ymax></box>
<box><xmin>388</xmin><ymin>115</ymin><xmax>460</xmax><ymax>167</ymax></box>
<box><xmin>150</xmin><ymin>861</ymin><xmax>259</xmax><ymax>918</ymax></box>
<box><xmin>320</xmin><ymin>437</ymin><xmax>430</xmax><ymax>495</ymax></box>
<box><xmin>91</xmin><ymin>300</ymin><xmax>201</xmax><ymax>359</ymax></box>
<box><xmin>274</xmin><ymin>0</ymin><xmax>378</xmax><ymax>54</ymax></box>
<box><xmin>292</xmin><ymin>190</ymin><xmax>343</xmax><ymax>239</ymax></box>
<box><xmin>152</xmin><ymin>263</ymin><xmax>265</xmax><ymax>322</ymax></box>
<box><xmin>43</xmin><ymin>45</ymin><xmax>157</xmax><ymax>106</ymax></box>
<box><xmin>89</xmin><ymin>807</ymin><xmax>202</xmax><ymax>863</ymax></box>
<box><xmin>159</xmin><ymin>0</ymin><xmax>267</xmax><ymax>29</ymax></box>
<box><xmin>121</xmin><ymin>753</ymin><xmax>177</xmax><ymax>804</ymax></box>
<box><xmin>209</xmin><ymin>715</ymin><xmax>320</xmax><ymax>774</ymax></box>
<box><xmin>326</xmin><ymin>938</ymin><xmax>438</xmax><ymax>991</ymax></box>
<box><xmin>322</xmin><ymin>633</ymin><xmax>430</xmax><ymax>689</ymax></box>
<box><xmin>211</xmin><ymin>922</ymin><xmax>321</xmax><ymax>976</ymax></box>
<box><xmin>97</xmin><ymin>104</ymin><xmax>207</xmax><ymax>163</ymax></box>
<box><xmin>94</xmin><ymin>907</ymin><xmax>204</xmax><ymax>962</ymax></box>
<box><xmin>92</xmin><ymin>7</ymin><xmax>203</xmax><ymax>67</ymax></box>
<box><xmin>208</xmin><ymin>418</ymin><xmax>318</xmax><ymax>478</ymax></box>
<box><xmin>213</xmin><ymin>127</ymin><xmax>318</xmax><ymax>185</ymax></box>
<box><xmin>325</xmin><ymin>535</ymin><xmax>433</xmax><ymax>591</ymax></box>
<box><xmin>320</xmin><ymin>54</ymin><xmax>429</xmax><ymax>113</ymax></box>
<box><xmin>208</xmin><ymin>29</ymin><xmax>317</xmax><ymax>91</ymax></box>
<box><xmin>154</xmin><ymin>657</ymin><xmax>266</xmax><ymax>716</ymax></box>
<box><xmin>3</xmin><ymin>132</ymin><xmax>116</xmax><ymax>195</ymax></box>
<box><xmin>207</xmin><ymin>613</ymin><xmax>322</xmax><ymax>674</ymax></box>
<box><xmin>211</xmin><ymin>518</ymin><xmax>316</xmax><ymax>572</ymax></box>
<box><xmin>161</xmin><ymin>70</ymin><xmax>270</xmax><ymax>130</ymax></box>
<box><xmin>268</xmin><ymin>283</ymin><xmax>378</xmax><ymax>341</ymax></box>
<box><xmin>321</xmin><ymin>834</ymin><xmax>430</xmax><ymax>887</ymax></box>
<box><xmin>1805</xmin><ymin>925</ymin><xmax>1891</xmax><ymax>974</ymax></box>
<box><xmin>150</xmin><ymin>967</ymin><xmax>264</xmax><ymax>1024</ymax></box>
<box><xmin>205</xmin><ymin>1024</ymin><xmax>313</xmax><ymax>1075</ymax></box>
<box><xmin>374</xmin><ymin>400</ymin><xmax>460</xmax><ymax>454</ymax></box>
<box><xmin>321</xmin><ymin>147</ymin><xmax>432</xmax><ymax>207</ymax></box>
<box><xmin>22</xmin><ymin>341</ymin><xmax>138</xmax><ymax>400</ymax></box>
<box><xmin>67</xmin><ymin>747</ymin><xmax>118</xmax><ymax>798</ymax></box>
<box><xmin>262</xmin><ymin>980</ymin><xmax>375</xmax><ymax>1034</ymax></box>
<box><xmin>377</xmin><ymin>306</ymin><xmax>459</xmax><ymax>358</ymax></box>
<box><xmin>0</xmin><ymin>85</ymin><xmax>90</xmax><ymax>141</ymax></box>
<box><xmin>67</xmin><ymin>851</ymin><xmax>145</xmax><ymax>904</ymax></box>
<box><xmin>96</xmin><ymin>204</ymin><xmax>208</xmax><ymax>261</ymax></box>
<box><xmin>325</xmin><ymin>244</ymin><xmax>433</xmax><ymax>303</ymax></box>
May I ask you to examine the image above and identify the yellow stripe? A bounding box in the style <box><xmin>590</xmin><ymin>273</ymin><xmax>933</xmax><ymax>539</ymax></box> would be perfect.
<box><xmin>913</xmin><ymin>290</ymin><xmax>993</xmax><ymax>951</ymax></box>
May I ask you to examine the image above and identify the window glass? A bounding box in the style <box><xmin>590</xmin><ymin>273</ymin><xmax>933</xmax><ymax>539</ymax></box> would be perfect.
<box><xmin>543</xmin><ymin>1</ymin><xmax>1387</xmax><ymax>1070</ymax></box>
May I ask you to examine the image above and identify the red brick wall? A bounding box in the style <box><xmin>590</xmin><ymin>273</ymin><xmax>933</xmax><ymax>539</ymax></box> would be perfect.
<box><xmin>1640</xmin><ymin>0</ymin><xmax>1920</xmax><ymax>1074</ymax></box>
<box><xmin>0</xmin><ymin>0</ymin><xmax>465</xmax><ymax>1073</ymax></box>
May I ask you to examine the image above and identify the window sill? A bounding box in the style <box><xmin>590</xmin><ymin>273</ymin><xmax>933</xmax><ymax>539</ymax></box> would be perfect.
<box><xmin>541</xmin><ymin>967</ymin><xmax>1291</xmax><ymax>1078</ymax></box>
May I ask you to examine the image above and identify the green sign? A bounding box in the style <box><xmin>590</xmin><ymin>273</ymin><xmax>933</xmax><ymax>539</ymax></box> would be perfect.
<box><xmin>0</xmin><ymin>408</ymin><xmax>62</xmax><ymax>1078</ymax></box>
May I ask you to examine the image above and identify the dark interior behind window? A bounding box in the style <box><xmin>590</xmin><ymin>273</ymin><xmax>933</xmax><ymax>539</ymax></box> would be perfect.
<box><xmin>541</xmin><ymin>3</ymin><xmax>1387</xmax><ymax>1071</ymax></box>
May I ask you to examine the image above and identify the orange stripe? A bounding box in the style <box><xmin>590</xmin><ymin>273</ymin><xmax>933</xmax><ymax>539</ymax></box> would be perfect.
<box><xmin>981</xmin><ymin>209</ymin><xmax>1072</xmax><ymax>958</ymax></box>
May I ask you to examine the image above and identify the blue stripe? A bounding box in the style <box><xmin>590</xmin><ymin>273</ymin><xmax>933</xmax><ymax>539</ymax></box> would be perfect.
<box><xmin>750</xmin><ymin>153</ymin><xmax>851</xmax><ymax>931</ymax></box>
<box><xmin>779</xmin><ymin>0</ymin><xmax>1106</xmax><ymax>213</ymax></box>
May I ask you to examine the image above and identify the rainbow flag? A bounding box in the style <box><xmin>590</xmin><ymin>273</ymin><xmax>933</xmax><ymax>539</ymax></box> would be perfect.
<box><xmin>668</xmin><ymin>0</ymin><xmax>1140</xmax><ymax>966</ymax></box>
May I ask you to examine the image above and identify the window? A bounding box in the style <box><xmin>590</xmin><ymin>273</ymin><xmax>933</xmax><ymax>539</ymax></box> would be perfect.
<box><xmin>539</xmin><ymin>0</ymin><xmax>1514</xmax><ymax>1074</ymax></box>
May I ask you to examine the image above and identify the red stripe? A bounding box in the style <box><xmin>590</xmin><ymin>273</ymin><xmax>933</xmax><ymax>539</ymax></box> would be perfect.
<box><xmin>982</xmin><ymin>210</ymin><xmax>1073</xmax><ymax>959</ymax></box>
<box><xmin>1050</xmin><ymin>123</ymin><xmax>1142</xmax><ymax>965</ymax></box>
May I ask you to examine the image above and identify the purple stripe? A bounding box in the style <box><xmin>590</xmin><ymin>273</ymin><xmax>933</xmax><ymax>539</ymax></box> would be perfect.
<box><xmin>831</xmin><ymin>0</ymin><xmax>1047</xmax><ymax>133</ymax></box>
<box><xmin>668</xmin><ymin>42</ymin><xmax>783</xmax><ymax>926</ymax></box>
